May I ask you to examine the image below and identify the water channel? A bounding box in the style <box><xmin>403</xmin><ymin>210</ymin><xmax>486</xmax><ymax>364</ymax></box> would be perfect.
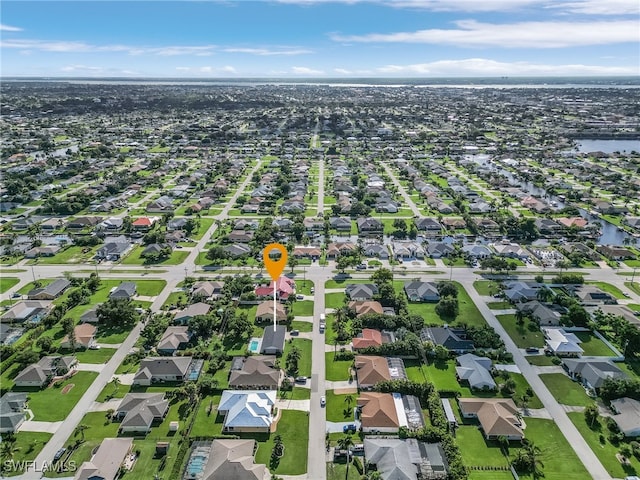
<box><xmin>464</xmin><ymin>154</ymin><xmax>635</xmax><ymax>246</ymax></box>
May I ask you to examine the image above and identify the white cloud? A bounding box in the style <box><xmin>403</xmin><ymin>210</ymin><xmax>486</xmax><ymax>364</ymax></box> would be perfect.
<box><xmin>220</xmin><ymin>65</ymin><xmax>237</xmax><ymax>73</ymax></box>
<box><xmin>291</xmin><ymin>66</ymin><xmax>325</xmax><ymax>74</ymax></box>
<box><xmin>1</xmin><ymin>24</ymin><xmax>23</xmax><ymax>32</ymax></box>
<box><xmin>553</xmin><ymin>0</ymin><xmax>640</xmax><ymax>15</ymax></box>
<box><xmin>223</xmin><ymin>47</ymin><xmax>311</xmax><ymax>56</ymax></box>
<box><xmin>334</xmin><ymin>68</ymin><xmax>352</xmax><ymax>74</ymax></box>
<box><xmin>375</xmin><ymin>58</ymin><xmax>639</xmax><ymax>76</ymax></box>
<box><xmin>331</xmin><ymin>19</ymin><xmax>639</xmax><ymax>48</ymax></box>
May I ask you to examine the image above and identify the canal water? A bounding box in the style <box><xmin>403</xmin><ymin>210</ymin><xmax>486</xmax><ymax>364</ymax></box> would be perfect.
<box><xmin>576</xmin><ymin>139</ymin><xmax>640</xmax><ymax>154</ymax></box>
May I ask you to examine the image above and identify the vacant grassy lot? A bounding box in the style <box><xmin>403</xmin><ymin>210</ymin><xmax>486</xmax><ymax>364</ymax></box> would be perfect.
<box><xmin>121</xmin><ymin>246</ymin><xmax>189</xmax><ymax>266</ymax></box>
<box><xmin>327</xmin><ymin>461</ymin><xmax>361</xmax><ymax>480</ymax></box>
<box><xmin>574</xmin><ymin>332</ymin><xmax>616</xmax><ymax>356</ymax></box>
<box><xmin>497</xmin><ymin>314</ymin><xmax>545</xmax><ymax>348</ymax></box>
<box><xmin>325</xmin><ymin>389</ymin><xmax>357</xmax><ymax>423</ymax></box>
<box><xmin>283</xmin><ymin>338</ymin><xmax>312</xmax><ymax>377</ymax></box>
<box><xmin>16</xmin><ymin>371</ymin><xmax>99</xmax><ymax>421</ymax></box>
<box><xmin>568</xmin><ymin>411</ymin><xmax>640</xmax><ymax>479</ymax></box>
<box><xmin>473</xmin><ymin>280</ymin><xmax>502</xmax><ymax>296</ymax></box>
<box><xmin>325</xmin><ymin>292</ymin><xmax>346</xmax><ymax>309</ymax></box>
<box><xmin>456</xmin><ymin>424</ymin><xmax>510</xmax><ymax>468</ymax></box>
<box><xmin>292</xmin><ymin>300</ymin><xmax>314</xmax><ymax>316</ymax></box>
<box><xmin>295</xmin><ymin>280</ymin><xmax>314</xmax><ymax>295</ymax></box>
<box><xmin>290</xmin><ymin>320</ymin><xmax>313</xmax><ymax>333</ymax></box>
<box><xmin>325</xmin><ymin>352</ymin><xmax>353</xmax><ymax>381</ymax></box>
<box><xmin>0</xmin><ymin>432</ymin><xmax>52</xmax><ymax>477</ymax></box>
<box><xmin>254</xmin><ymin>410</ymin><xmax>309</xmax><ymax>475</ymax></box>
<box><xmin>405</xmin><ymin>282</ymin><xmax>487</xmax><ymax>327</ymax></box>
<box><xmin>527</xmin><ymin>355</ymin><xmax>557</xmax><ymax>366</ymax></box>
<box><xmin>539</xmin><ymin>373</ymin><xmax>592</xmax><ymax>407</ymax></box>
<box><xmin>28</xmin><ymin>246</ymin><xmax>98</xmax><ymax>265</ymax></box>
<box><xmin>71</xmin><ymin>347</ymin><xmax>117</xmax><ymax>363</ymax></box>
<box><xmin>133</xmin><ymin>279</ymin><xmax>167</xmax><ymax>296</ymax></box>
<box><xmin>0</xmin><ymin>277</ymin><xmax>19</xmax><ymax>293</ymax></box>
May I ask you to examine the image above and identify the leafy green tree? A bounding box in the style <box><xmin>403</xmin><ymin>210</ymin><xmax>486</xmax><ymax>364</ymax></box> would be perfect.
<box><xmin>96</xmin><ymin>298</ymin><xmax>139</xmax><ymax>328</ymax></box>
<box><xmin>584</xmin><ymin>403</ymin><xmax>599</xmax><ymax>427</ymax></box>
<box><xmin>435</xmin><ymin>296</ymin><xmax>459</xmax><ymax>320</ymax></box>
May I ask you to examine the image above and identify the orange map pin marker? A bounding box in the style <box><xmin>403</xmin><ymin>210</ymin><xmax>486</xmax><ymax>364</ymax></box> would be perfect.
<box><xmin>263</xmin><ymin>243</ymin><xmax>288</xmax><ymax>282</ymax></box>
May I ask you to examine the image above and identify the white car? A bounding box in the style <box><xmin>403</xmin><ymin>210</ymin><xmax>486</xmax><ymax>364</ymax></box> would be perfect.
<box><xmin>320</xmin><ymin>396</ymin><xmax>326</xmax><ymax>407</ymax></box>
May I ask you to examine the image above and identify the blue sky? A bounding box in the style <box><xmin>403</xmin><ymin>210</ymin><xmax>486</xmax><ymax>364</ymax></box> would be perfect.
<box><xmin>1</xmin><ymin>0</ymin><xmax>639</xmax><ymax>77</ymax></box>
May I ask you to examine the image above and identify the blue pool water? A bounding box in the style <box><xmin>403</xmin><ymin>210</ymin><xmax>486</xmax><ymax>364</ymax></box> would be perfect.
<box><xmin>188</xmin><ymin>455</ymin><xmax>206</xmax><ymax>475</ymax></box>
<box><xmin>250</xmin><ymin>340</ymin><xmax>259</xmax><ymax>351</ymax></box>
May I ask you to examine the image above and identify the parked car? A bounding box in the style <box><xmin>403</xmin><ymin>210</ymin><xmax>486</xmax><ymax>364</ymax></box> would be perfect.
<box><xmin>290</xmin><ymin>329</ymin><xmax>299</xmax><ymax>336</ymax></box>
<box><xmin>355</xmin><ymin>264</ymin><xmax>366</xmax><ymax>270</ymax></box>
<box><xmin>525</xmin><ymin>347</ymin><xmax>539</xmax><ymax>353</ymax></box>
<box><xmin>320</xmin><ymin>396</ymin><xmax>326</xmax><ymax>407</ymax></box>
<box><xmin>53</xmin><ymin>448</ymin><xmax>66</xmax><ymax>462</ymax></box>
<box><xmin>295</xmin><ymin>376</ymin><xmax>307</xmax><ymax>383</ymax></box>
<box><xmin>296</xmin><ymin>294</ymin><xmax>304</xmax><ymax>300</ymax></box>
<box><xmin>343</xmin><ymin>424</ymin><xmax>357</xmax><ymax>433</ymax></box>
<box><xmin>310</xmin><ymin>287</ymin><xmax>315</xmax><ymax>293</ymax></box>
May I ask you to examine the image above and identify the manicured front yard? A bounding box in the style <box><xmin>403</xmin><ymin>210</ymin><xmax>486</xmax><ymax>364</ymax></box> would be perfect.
<box><xmin>473</xmin><ymin>280</ymin><xmax>502</xmax><ymax>296</ymax></box>
<box><xmin>487</xmin><ymin>301</ymin><xmax>512</xmax><ymax>310</ymax></box>
<box><xmin>121</xmin><ymin>246</ymin><xmax>189</xmax><ymax>266</ymax></box>
<box><xmin>587</xmin><ymin>281</ymin><xmax>627</xmax><ymax>299</ymax></box>
<box><xmin>568</xmin><ymin>411</ymin><xmax>640</xmax><ymax>479</ymax></box>
<box><xmin>16</xmin><ymin>371</ymin><xmax>99</xmax><ymax>421</ymax></box>
<box><xmin>456</xmin><ymin>424</ymin><xmax>510</xmax><ymax>468</ymax></box>
<box><xmin>496</xmin><ymin>314</ymin><xmax>545</xmax><ymax>348</ymax></box>
<box><xmin>539</xmin><ymin>373</ymin><xmax>593</xmax><ymax>406</ymax></box>
<box><xmin>133</xmin><ymin>279</ymin><xmax>167</xmax><ymax>296</ymax></box>
<box><xmin>70</xmin><ymin>347</ymin><xmax>117</xmax><ymax>364</ymax></box>
<box><xmin>325</xmin><ymin>292</ymin><xmax>346</xmax><ymax>309</ymax></box>
<box><xmin>527</xmin><ymin>354</ymin><xmax>558</xmax><ymax>366</ymax></box>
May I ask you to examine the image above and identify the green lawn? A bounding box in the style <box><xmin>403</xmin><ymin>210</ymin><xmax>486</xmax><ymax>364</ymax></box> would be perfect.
<box><xmin>568</xmin><ymin>412</ymin><xmax>640</xmax><ymax>479</ymax></box>
<box><xmin>121</xmin><ymin>246</ymin><xmax>189</xmax><ymax>266</ymax></box>
<box><xmin>539</xmin><ymin>373</ymin><xmax>593</xmax><ymax>406</ymax></box>
<box><xmin>626</xmin><ymin>282</ymin><xmax>640</xmax><ymax>296</ymax></box>
<box><xmin>254</xmin><ymin>410</ymin><xmax>309</xmax><ymax>475</ymax></box>
<box><xmin>527</xmin><ymin>355</ymin><xmax>558</xmax><ymax>366</ymax></box>
<box><xmin>325</xmin><ymin>279</ymin><xmax>369</xmax><ymax>289</ymax></box>
<box><xmin>28</xmin><ymin>246</ymin><xmax>98</xmax><ymax>265</ymax></box>
<box><xmin>496</xmin><ymin>314</ymin><xmax>545</xmax><ymax>348</ymax></box>
<box><xmin>290</xmin><ymin>320</ymin><xmax>313</xmax><ymax>333</ymax></box>
<box><xmin>292</xmin><ymin>300</ymin><xmax>314</xmax><ymax>316</ymax></box>
<box><xmin>69</xmin><ymin>347</ymin><xmax>117</xmax><ymax>364</ymax></box>
<box><xmin>279</xmin><ymin>387</ymin><xmax>311</xmax><ymax>400</ymax></box>
<box><xmin>134</xmin><ymin>279</ymin><xmax>167</xmax><ymax>296</ymax></box>
<box><xmin>473</xmin><ymin>280</ymin><xmax>502</xmax><ymax>296</ymax></box>
<box><xmin>325</xmin><ymin>352</ymin><xmax>353</xmax><ymax>381</ymax></box>
<box><xmin>405</xmin><ymin>282</ymin><xmax>486</xmax><ymax>327</ymax></box>
<box><xmin>404</xmin><ymin>359</ymin><xmax>429</xmax><ymax>383</ymax></box>
<box><xmin>0</xmin><ymin>277</ymin><xmax>19</xmax><ymax>293</ymax></box>
<box><xmin>191</xmin><ymin>217</ymin><xmax>214</xmax><ymax>240</ymax></box>
<box><xmin>487</xmin><ymin>301</ymin><xmax>512</xmax><ymax>310</ymax></box>
<box><xmin>15</xmin><ymin>371</ymin><xmax>99</xmax><ymax>421</ymax></box>
<box><xmin>18</xmin><ymin>278</ymin><xmax>55</xmax><ymax>295</ymax></box>
<box><xmin>0</xmin><ymin>432</ymin><xmax>52</xmax><ymax>477</ymax></box>
<box><xmin>325</xmin><ymin>389</ymin><xmax>357</xmax><ymax>423</ymax></box>
<box><xmin>295</xmin><ymin>280</ymin><xmax>314</xmax><ymax>295</ymax></box>
<box><xmin>283</xmin><ymin>338</ymin><xmax>312</xmax><ymax>377</ymax></box>
<box><xmin>574</xmin><ymin>332</ymin><xmax>616</xmax><ymax>356</ymax></box>
<box><xmin>456</xmin><ymin>424</ymin><xmax>510</xmax><ymax>468</ymax></box>
<box><xmin>162</xmin><ymin>290</ymin><xmax>188</xmax><ymax>309</ymax></box>
<box><xmin>327</xmin><ymin>461</ymin><xmax>361</xmax><ymax>480</ymax></box>
<box><xmin>95</xmin><ymin>325</ymin><xmax>130</xmax><ymax>344</ymax></box>
<box><xmin>325</xmin><ymin>292</ymin><xmax>346</xmax><ymax>309</ymax></box>
<box><xmin>586</xmin><ymin>281</ymin><xmax>627</xmax><ymax>299</ymax></box>
<box><xmin>515</xmin><ymin>418</ymin><xmax>591</xmax><ymax>480</ymax></box>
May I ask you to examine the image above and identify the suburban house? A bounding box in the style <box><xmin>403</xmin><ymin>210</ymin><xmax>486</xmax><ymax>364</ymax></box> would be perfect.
<box><xmin>516</xmin><ymin>300</ymin><xmax>564</xmax><ymax>326</ymax></box>
<box><xmin>458</xmin><ymin>398</ymin><xmax>525</xmax><ymax>440</ymax></box>
<box><xmin>404</xmin><ymin>281</ymin><xmax>440</xmax><ymax>302</ymax></box>
<box><xmin>132</xmin><ymin>357</ymin><xmax>194</xmax><ymax>386</ymax></box>
<box><xmin>292</xmin><ymin>246</ymin><xmax>321</xmax><ymax>260</ymax></box>
<box><xmin>260</xmin><ymin>325</ymin><xmax>286</xmax><ymax>355</ymax></box>
<box><xmin>80</xmin><ymin>306</ymin><xmax>100</xmax><ymax>324</ymax></box>
<box><xmin>363</xmin><ymin>244</ymin><xmax>389</xmax><ymax>259</ymax></box>
<box><xmin>174</xmin><ymin>302</ymin><xmax>211</xmax><ymax>324</ymax></box>
<box><xmin>415</xmin><ymin>217</ymin><xmax>443</xmax><ymax>231</ymax></box>
<box><xmin>255</xmin><ymin>301</ymin><xmax>287</xmax><ymax>323</ymax></box>
<box><xmin>95</xmin><ymin>236</ymin><xmax>131</xmax><ymax>261</ymax></box>
<box><xmin>610</xmin><ymin>398</ymin><xmax>640</xmax><ymax>437</ymax></box>
<box><xmin>357</xmin><ymin>392</ymin><xmax>400</xmax><ymax>433</ymax></box>
<box><xmin>348</xmin><ymin>300</ymin><xmax>384</xmax><ymax>317</ymax></box>
<box><xmin>24</xmin><ymin>245</ymin><xmax>61</xmax><ymax>259</ymax></box>
<box><xmin>354</xmin><ymin>355</ymin><xmax>406</xmax><ymax>389</ymax></box>
<box><xmin>27</xmin><ymin>278</ymin><xmax>70</xmax><ymax>300</ymax></box>
<box><xmin>74</xmin><ymin>437</ymin><xmax>134</xmax><ymax>480</ymax></box>
<box><xmin>190</xmin><ymin>281</ymin><xmax>224</xmax><ymax>299</ymax></box>
<box><xmin>345</xmin><ymin>284</ymin><xmax>379</xmax><ymax>301</ymax></box>
<box><xmin>421</xmin><ymin>327</ymin><xmax>475</xmax><ymax>354</ymax></box>
<box><xmin>254</xmin><ymin>277</ymin><xmax>295</xmax><ymax>301</ymax></box>
<box><xmin>218</xmin><ymin>390</ymin><xmax>276</xmax><ymax>433</ymax></box>
<box><xmin>503</xmin><ymin>281</ymin><xmax>541</xmax><ymax>303</ymax></box>
<box><xmin>426</xmin><ymin>242</ymin><xmax>455</xmax><ymax>258</ymax></box>
<box><xmin>157</xmin><ymin>326</ymin><xmax>193</xmax><ymax>355</ymax></box>
<box><xmin>192</xmin><ymin>439</ymin><xmax>271</xmax><ymax>480</ymax></box>
<box><xmin>14</xmin><ymin>355</ymin><xmax>77</xmax><ymax>388</ymax></box>
<box><xmin>492</xmin><ymin>243</ymin><xmax>530</xmax><ymax>260</ymax></box>
<box><xmin>109</xmin><ymin>282</ymin><xmax>137</xmax><ymax>300</ymax></box>
<box><xmin>115</xmin><ymin>393</ymin><xmax>170</xmax><ymax>434</ymax></box>
<box><xmin>455</xmin><ymin>353</ymin><xmax>496</xmax><ymax>390</ymax></box>
<box><xmin>1</xmin><ymin>300</ymin><xmax>52</xmax><ymax>324</ymax></box>
<box><xmin>330</xmin><ymin>217</ymin><xmax>352</xmax><ymax>231</ymax></box>
<box><xmin>352</xmin><ymin>329</ymin><xmax>386</xmax><ymax>350</ymax></box>
<box><xmin>572</xmin><ymin>285</ymin><xmax>617</xmax><ymax>306</ymax></box>
<box><xmin>562</xmin><ymin>359</ymin><xmax>627</xmax><ymax>391</ymax></box>
<box><xmin>543</xmin><ymin>328</ymin><xmax>583</xmax><ymax>357</ymax></box>
<box><xmin>357</xmin><ymin>217</ymin><xmax>383</xmax><ymax>234</ymax></box>
<box><xmin>60</xmin><ymin>323</ymin><xmax>97</xmax><ymax>349</ymax></box>
<box><xmin>597</xmin><ymin>245</ymin><xmax>636</xmax><ymax>261</ymax></box>
<box><xmin>229</xmin><ymin>356</ymin><xmax>281</xmax><ymax>390</ymax></box>
<box><xmin>0</xmin><ymin>392</ymin><xmax>28</xmax><ymax>433</ymax></box>
<box><xmin>132</xmin><ymin>216</ymin><xmax>156</xmax><ymax>231</ymax></box>
<box><xmin>364</xmin><ymin>438</ymin><xmax>449</xmax><ymax>480</ymax></box>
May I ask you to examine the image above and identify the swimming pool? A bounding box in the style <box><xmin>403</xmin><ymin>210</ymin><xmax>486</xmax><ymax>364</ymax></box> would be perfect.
<box><xmin>248</xmin><ymin>337</ymin><xmax>261</xmax><ymax>353</ymax></box>
<box><xmin>187</xmin><ymin>454</ymin><xmax>207</xmax><ymax>476</ymax></box>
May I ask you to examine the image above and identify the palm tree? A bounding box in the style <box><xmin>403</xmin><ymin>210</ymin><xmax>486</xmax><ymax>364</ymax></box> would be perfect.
<box><xmin>1</xmin><ymin>440</ymin><xmax>20</xmax><ymax>471</ymax></box>
<box><xmin>536</xmin><ymin>286</ymin><xmax>554</xmax><ymax>303</ymax></box>
<box><xmin>74</xmin><ymin>424</ymin><xmax>89</xmax><ymax>443</ymax></box>
<box><xmin>111</xmin><ymin>376</ymin><xmax>121</xmax><ymax>394</ymax></box>
<box><xmin>337</xmin><ymin>436</ymin><xmax>355</xmax><ymax>480</ymax></box>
